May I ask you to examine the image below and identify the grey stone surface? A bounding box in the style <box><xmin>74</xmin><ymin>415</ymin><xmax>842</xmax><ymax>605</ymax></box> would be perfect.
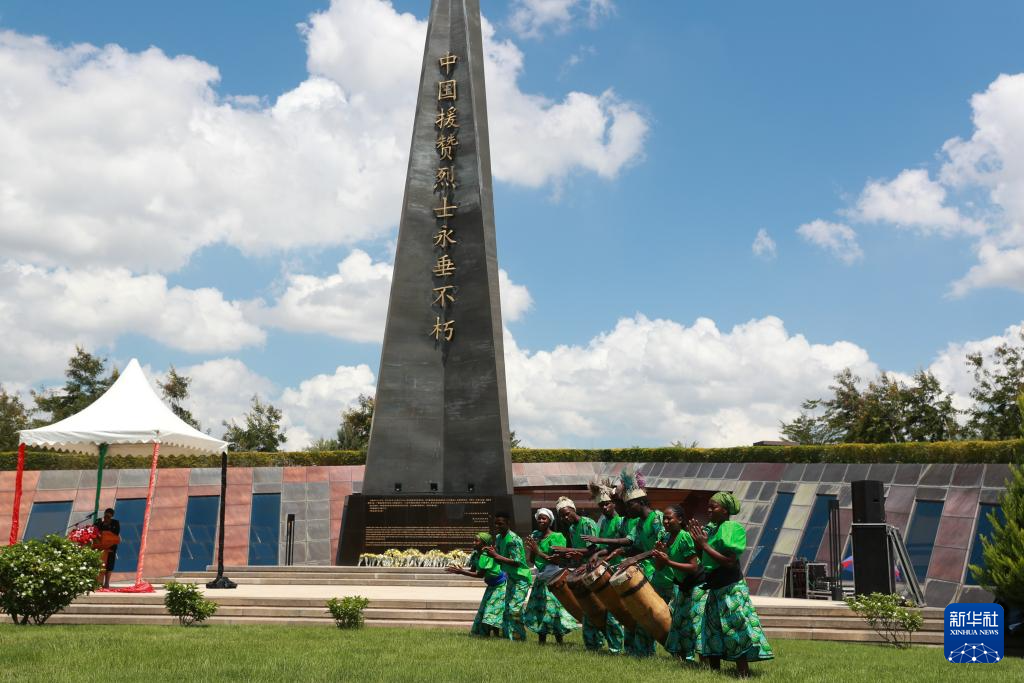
<box><xmin>838</xmin><ymin>486</ymin><xmax>852</xmax><ymax>507</ymax></box>
<box><xmin>745</xmin><ymin>482</ymin><xmax>763</xmax><ymax>500</ymax></box>
<box><xmin>253</xmin><ymin>483</ymin><xmax>282</xmax><ymax>494</ymax></box>
<box><xmin>757</xmin><ymin>578</ymin><xmax>782</xmax><ymax>597</ymax></box>
<box><xmin>306</xmin><ymin>519</ymin><xmax>332</xmax><ymax>542</ymax></box>
<box><xmin>363</xmin><ymin>0</ymin><xmax>513</xmax><ymax>496</ymax></box>
<box><xmin>307</xmin><ymin>540</ymin><xmax>332</xmax><ymax>565</ymax></box>
<box><xmin>801</xmin><ymin>463</ymin><xmax>825</xmax><ymax>482</ymax></box>
<box><xmin>37</xmin><ymin>470</ymin><xmax>81</xmax><ymax>490</ymax></box>
<box><xmin>281</xmin><ymin>483</ymin><xmax>307</xmax><ymax>503</ymax></box>
<box><xmin>845</xmin><ymin>463</ymin><xmax>870</xmax><ymax>482</ymax></box>
<box><xmin>78</xmin><ymin>470</ymin><xmax>99</xmax><ymax>489</ymax></box>
<box><xmin>710</xmin><ymin>463</ymin><xmax>729</xmax><ymax>479</ymax></box>
<box><xmin>958</xmin><ymin>585</ymin><xmax>994</xmax><ymax>603</ymax></box>
<box><xmin>821</xmin><ymin>464</ymin><xmax>847</xmax><ymax>483</ymax></box>
<box><xmin>920</xmin><ymin>464</ymin><xmax>954</xmax><ymax>487</ymax></box>
<box><xmin>725</xmin><ymin>463</ymin><xmax>744</xmax><ymax>480</ymax></box>
<box><xmin>867</xmin><ymin>463</ymin><xmax>897</xmax><ymax>483</ymax></box>
<box><xmin>307</xmin><ymin>500</ymin><xmax>331</xmax><ymax>521</ymax></box>
<box><xmin>924</xmin><ymin>579</ymin><xmax>959</xmax><ymax>608</ymax></box>
<box><xmin>253</xmin><ymin>467</ymin><xmax>282</xmax><ymax>484</ymax></box>
<box><xmin>980</xmin><ymin>488</ymin><xmax>1002</xmax><ymax>504</ymax></box>
<box><xmin>764</xmin><ymin>553</ymin><xmax>789</xmax><ymax>580</ymax></box>
<box><xmin>697</xmin><ymin>463</ymin><xmax>715</xmax><ymax>479</ymax></box>
<box><xmin>747</xmin><ymin>503</ymin><xmax>769</xmax><ymax>525</ymax></box>
<box><xmin>118</xmin><ymin>469</ymin><xmax>151</xmax><ymax>487</ymax></box>
<box><xmin>758</xmin><ymin>482</ymin><xmax>778</xmax><ymax>501</ymax></box>
<box><xmin>917</xmin><ymin>487</ymin><xmax>947</xmax><ymax>502</ymax></box>
<box><xmin>893</xmin><ymin>464</ymin><xmax>923</xmax><ymax>485</ymax></box>
<box><xmin>782</xmin><ymin>463</ymin><xmax>804</xmax><ymax>482</ymax></box>
<box><xmin>777</xmin><ymin>482</ymin><xmax>797</xmax><ymax>493</ymax></box>
<box><xmin>188</xmin><ymin>468</ymin><xmax>221</xmax><ymax>486</ymax></box>
<box><xmin>306</xmin><ymin>482</ymin><xmax>330</xmax><ymax>501</ymax></box>
<box><xmin>983</xmin><ymin>465</ymin><xmax>1011</xmax><ymax>488</ymax></box>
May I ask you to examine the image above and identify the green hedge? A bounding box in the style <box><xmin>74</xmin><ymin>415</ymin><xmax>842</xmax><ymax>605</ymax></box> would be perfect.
<box><xmin>1</xmin><ymin>440</ymin><xmax>1021</xmax><ymax>471</ymax></box>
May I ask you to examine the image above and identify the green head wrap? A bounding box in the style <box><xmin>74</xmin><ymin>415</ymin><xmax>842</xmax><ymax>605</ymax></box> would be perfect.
<box><xmin>711</xmin><ymin>492</ymin><xmax>740</xmax><ymax>516</ymax></box>
<box><xmin>476</xmin><ymin>532</ymin><xmax>493</xmax><ymax>544</ymax></box>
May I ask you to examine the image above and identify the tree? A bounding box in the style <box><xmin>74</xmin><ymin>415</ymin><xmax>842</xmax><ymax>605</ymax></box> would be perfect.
<box><xmin>305</xmin><ymin>437</ymin><xmax>340</xmax><ymax>452</ymax></box>
<box><xmin>509</xmin><ymin>430</ymin><xmax>522</xmax><ymax>449</ymax></box>
<box><xmin>222</xmin><ymin>395</ymin><xmax>287</xmax><ymax>452</ymax></box>
<box><xmin>158</xmin><ymin>366</ymin><xmax>201</xmax><ymax>430</ymax></box>
<box><xmin>780</xmin><ymin>368</ymin><xmax>961</xmax><ymax>444</ymax></box>
<box><xmin>32</xmin><ymin>347</ymin><xmax>118</xmax><ymax>423</ymax></box>
<box><xmin>969</xmin><ymin>464</ymin><xmax>1024</xmax><ymax>605</ymax></box>
<box><xmin>0</xmin><ymin>387</ymin><xmax>31</xmax><ymax>451</ymax></box>
<box><xmin>337</xmin><ymin>395</ymin><xmax>374</xmax><ymax>451</ymax></box>
<box><xmin>966</xmin><ymin>331</ymin><xmax>1024</xmax><ymax>440</ymax></box>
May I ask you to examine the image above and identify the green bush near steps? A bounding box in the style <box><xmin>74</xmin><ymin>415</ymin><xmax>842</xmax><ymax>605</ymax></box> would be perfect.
<box><xmin>326</xmin><ymin>596</ymin><xmax>370</xmax><ymax>629</ymax></box>
<box><xmin>0</xmin><ymin>534</ymin><xmax>103</xmax><ymax>625</ymax></box>
<box><xmin>163</xmin><ymin>581</ymin><xmax>218</xmax><ymax>626</ymax></box>
<box><xmin>1</xmin><ymin>439</ymin><xmax>1021</xmax><ymax>471</ymax></box>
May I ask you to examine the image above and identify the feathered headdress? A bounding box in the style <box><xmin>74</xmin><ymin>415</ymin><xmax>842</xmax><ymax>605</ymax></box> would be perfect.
<box><xmin>620</xmin><ymin>463</ymin><xmax>647</xmax><ymax>502</ymax></box>
<box><xmin>588</xmin><ymin>476</ymin><xmax>614</xmax><ymax>504</ymax></box>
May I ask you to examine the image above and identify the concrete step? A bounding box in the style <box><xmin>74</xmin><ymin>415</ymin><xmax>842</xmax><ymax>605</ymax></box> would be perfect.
<box><xmin>63</xmin><ymin>603</ymin><xmax>475</xmax><ymax>621</ymax></box>
<box><xmin>171</xmin><ymin>577</ymin><xmax>477</xmax><ymax>587</ymax></box>
<box><xmin>48</xmin><ymin>613</ymin><xmax>470</xmax><ymax>629</ymax></box>
<box><xmin>759</xmin><ymin>615</ymin><xmax>943</xmax><ymax>632</ymax></box>
<box><xmin>75</xmin><ymin>595</ymin><xmax>482</xmax><ymax>610</ymax></box>
<box><xmin>179</xmin><ymin>570</ymin><xmax>477</xmax><ymax>581</ymax></box>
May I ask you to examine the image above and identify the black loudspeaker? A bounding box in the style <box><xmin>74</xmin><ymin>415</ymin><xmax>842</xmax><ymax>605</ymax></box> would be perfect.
<box><xmin>851</xmin><ymin>480</ymin><xmax>886</xmax><ymax>523</ymax></box>
<box><xmin>851</xmin><ymin>523</ymin><xmax>894</xmax><ymax>595</ymax></box>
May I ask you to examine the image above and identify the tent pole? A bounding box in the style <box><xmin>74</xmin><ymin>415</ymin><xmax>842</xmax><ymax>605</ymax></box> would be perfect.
<box><xmin>207</xmin><ymin>449</ymin><xmax>236</xmax><ymax>589</ymax></box>
<box><xmin>8</xmin><ymin>443</ymin><xmax>26</xmax><ymax>545</ymax></box>
<box><xmin>132</xmin><ymin>442</ymin><xmax>160</xmax><ymax>591</ymax></box>
<box><xmin>92</xmin><ymin>443</ymin><xmax>108</xmax><ymax>523</ymax></box>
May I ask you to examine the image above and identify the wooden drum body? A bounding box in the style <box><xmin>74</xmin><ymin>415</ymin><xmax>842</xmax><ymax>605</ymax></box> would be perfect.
<box><xmin>610</xmin><ymin>565</ymin><xmax>671</xmax><ymax>644</ymax></box>
<box><xmin>566</xmin><ymin>569</ymin><xmax>607</xmax><ymax>630</ymax></box>
<box><xmin>547</xmin><ymin>569</ymin><xmax>586</xmax><ymax>623</ymax></box>
<box><xmin>583</xmin><ymin>563</ymin><xmax>636</xmax><ymax>631</ymax></box>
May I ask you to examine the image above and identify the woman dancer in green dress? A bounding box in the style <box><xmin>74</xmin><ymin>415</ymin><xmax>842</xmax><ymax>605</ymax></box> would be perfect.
<box><xmin>523</xmin><ymin>508</ymin><xmax>580</xmax><ymax>644</ymax></box>
<box><xmin>688</xmin><ymin>492</ymin><xmax>774</xmax><ymax>677</ymax></box>
<box><xmin>486</xmin><ymin>511</ymin><xmax>534</xmax><ymax>641</ymax></box>
<box><xmin>446</xmin><ymin>532</ymin><xmax>506</xmax><ymax>636</ymax></box>
<box><xmin>653</xmin><ymin>505</ymin><xmax>706</xmax><ymax>663</ymax></box>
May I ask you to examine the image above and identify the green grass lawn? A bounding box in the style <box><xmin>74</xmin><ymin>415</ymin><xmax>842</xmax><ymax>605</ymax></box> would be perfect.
<box><xmin>0</xmin><ymin>624</ymin><xmax>1020</xmax><ymax>682</ymax></box>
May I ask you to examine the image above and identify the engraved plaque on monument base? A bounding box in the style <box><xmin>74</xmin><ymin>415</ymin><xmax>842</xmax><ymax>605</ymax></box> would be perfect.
<box><xmin>337</xmin><ymin>494</ymin><xmax>531</xmax><ymax>565</ymax></box>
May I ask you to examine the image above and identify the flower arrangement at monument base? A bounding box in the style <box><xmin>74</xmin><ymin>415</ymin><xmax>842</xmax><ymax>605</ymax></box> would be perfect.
<box><xmin>357</xmin><ymin>548</ymin><xmax>470</xmax><ymax>568</ymax></box>
<box><xmin>67</xmin><ymin>525</ymin><xmax>99</xmax><ymax>546</ymax></box>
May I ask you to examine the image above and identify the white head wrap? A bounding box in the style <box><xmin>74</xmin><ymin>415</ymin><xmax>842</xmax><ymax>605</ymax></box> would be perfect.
<box><xmin>534</xmin><ymin>507</ymin><xmax>554</xmax><ymax>522</ymax></box>
<box><xmin>554</xmin><ymin>496</ymin><xmax>576</xmax><ymax>512</ymax></box>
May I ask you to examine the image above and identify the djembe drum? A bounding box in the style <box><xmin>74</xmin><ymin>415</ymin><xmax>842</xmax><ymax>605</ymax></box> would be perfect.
<box><xmin>610</xmin><ymin>564</ymin><xmax>671</xmax><ymax>644</ymax></box>
<box><xmin>546</xmin><ymin>568</ymin><xmax>585</xmax><ymax>622</ymax></box>
<box><xmin>583</xmin><ymin>562</ymin><xmax>636</xmax><ymax>631</ymax></box>
<box><xmin>566</xmin><ymin>568</ymin><xmax>607</xmax><ymax>630</ymax></box>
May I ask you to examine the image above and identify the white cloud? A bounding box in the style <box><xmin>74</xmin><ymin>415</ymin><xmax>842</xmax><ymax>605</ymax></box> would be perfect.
<box><xmin>248</xmin><ymin>250</ymin><xmax>532</xmax><ymax>343</ymax></box>
<box><xmin>854</xmin><ymin>169</ymin><xmax>983</xmax><ymax>236</ymax></box>
<box><xmin>248</xmin><ymin>250</ymin><xmax>392</xmax><ymax>343</ymax></box>
<box><xmin>0</xmin><ymin>0</ymin><xmax>647</xmax><ymax>273</ymax></box>
<box><xmin>925</xmin><ymin>322</ymin><xmax>1024</xmax><ymax>413</ymax></box>
<box><xmin>0</xmin><ymin>262</ymin><xmax>264</xmax><ymax>386</ymax></box>
<box><xmin>505</xmin><ymin>315</ymin><xmax>878</xmax><ymax>447</ymax></box>
<box><xmin>278</xmin><ymin>364</ymin><xmax>376</xmax><ymax>447</ymax></box>
<box><xmin>751</xmin><ymin>228</ymin><xmax>777</xmax><ymax>260</ymax></box>
<box><xmin>796</xmin><ymin>220</ymin><xmax>863</xmax><ymax>264</ymax></box>
<box><xmin>951</xmin><ymin>242</ymin><xmax>1024</xmax><ymax>296</ymax></box>
<box><xmin>174</xmin><ymin>358</ymin><xmax>375</xmax><ymax>448</ymax></box>
<box><xmin>509</xmin><ymin>0</ymin><xmax>615</xmax><ymax>38</ymax></box>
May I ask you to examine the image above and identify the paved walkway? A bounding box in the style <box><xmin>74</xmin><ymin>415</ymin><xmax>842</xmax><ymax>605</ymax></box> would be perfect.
<box><xmin>105</xmin><ymin>581</ymin><xmax>848</xmax><ymax>607</ymax></box>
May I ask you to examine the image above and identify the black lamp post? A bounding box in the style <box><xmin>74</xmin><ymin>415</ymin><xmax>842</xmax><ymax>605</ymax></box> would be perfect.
<box><xmin>206</xmin><ymin>449</ymin><xmax>237</xmax><ymax>589</ymax></box>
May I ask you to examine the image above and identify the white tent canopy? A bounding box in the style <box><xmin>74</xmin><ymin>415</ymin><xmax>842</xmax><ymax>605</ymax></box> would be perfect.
<box><xmin>19</xmin><ymin>358</ymin><xmax>227</xmax><ymax>455</ymax></box>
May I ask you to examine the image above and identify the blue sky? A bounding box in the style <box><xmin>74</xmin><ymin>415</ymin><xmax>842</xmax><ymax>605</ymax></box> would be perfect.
<box><xmin>1</xmin><ymin>1</ymin><xmax>1022</xmax><ymax>448</ymax></box>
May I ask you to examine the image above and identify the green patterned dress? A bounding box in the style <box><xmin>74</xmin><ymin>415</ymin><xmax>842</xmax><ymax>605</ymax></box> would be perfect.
<box><xmin>524</xmin><ymin>531</ymin><xmax>580</xmax><ymax>636</ymax></box>
<box><xmin>627</xmin><ymin>509</ymin><xmax>667</xmax><ymax>657</ymax></box>
<box><xmin>597</xmin><ymin>513</ymin><xmax>623</xmax><ymax>566</ymax></box>
<box><xmin>468</xmin><ymin>551</ymin><xmax>506</xmax><ymax>636</ymax></box>
<box><xmin>496</xmin><ymin>529</ymin><xmax>534</xmax><ymax>641</ymax></box>
<box><xmin>699</xmin><ymin>520</ymin><xmax>774</xmax><ymax>662</ymax></box>
<box><xmin>663</xmin><ymin>529</ymin><xmax>707</xmax><ymax>661</ymax></box>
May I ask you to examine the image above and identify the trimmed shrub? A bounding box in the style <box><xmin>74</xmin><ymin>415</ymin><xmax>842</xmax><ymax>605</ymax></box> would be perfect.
<box><xmin>2</xmin><ymin>439</ymin><xmax>1022</xmax><ymax>471</ymax></box>
<box><xmin>0</xmin><ymin>534</ymin><xmax>103</xmax><ymax>625</ymax></box>
<box><xmin>845</xmin><ymin>593</ymin><xmax>924</xmax><ymax>648</ymax></box>
<box><xmin>163</xmin><ymin>580</ymin><xmax>218</xmax><ymax>626</ymax></box>
<box><xmin>326</xmin><ymin>596</ymin><xmax>370</xmax><ymax>629</ymax></box>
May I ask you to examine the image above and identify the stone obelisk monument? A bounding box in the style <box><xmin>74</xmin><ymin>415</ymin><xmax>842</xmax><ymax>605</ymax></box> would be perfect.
<box><xmin>338</xmin><ymin>0</ymin><xmax>528</xmax><ymax>563</ymax></box>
